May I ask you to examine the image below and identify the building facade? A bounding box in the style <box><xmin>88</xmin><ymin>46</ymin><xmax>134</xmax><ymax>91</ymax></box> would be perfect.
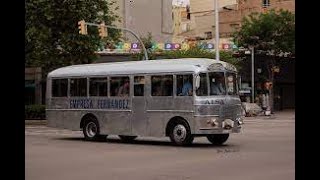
<box><xmin>187</xmin><ymin>0</ymin><xmax>294</xmax><ymax>45</ymax></box>
<box><xmin>219</xmin><ymin>0</ymin><xmax>295</xmax><ymax>39</ymax></box>
<box><xmin>113</xmin><ymin>0</ymin><xmax>174</xmax><ymax>42</ymax></box>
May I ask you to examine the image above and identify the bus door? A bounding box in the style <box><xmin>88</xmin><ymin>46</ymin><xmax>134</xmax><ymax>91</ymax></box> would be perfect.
<box><xmin>131</xmin><ymin>76</ymin><xmax>148</xmax><ymax>136</ymax></box>
<box><xmin>146</xmin><ymin>75</ymin><xmax>175</xmax><ymax>136</ymax></box>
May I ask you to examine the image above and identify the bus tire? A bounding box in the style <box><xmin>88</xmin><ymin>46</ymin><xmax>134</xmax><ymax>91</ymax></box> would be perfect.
<box><xmin>206</xmin><ymin>134</ymin><xmax>229</xmax><ymax>145</ymax></box>
<box><xmin>83</xmin><ymin>117</ymin><xmax>103</xmax><ymax>141</ymax></box>
<box><xmin>169</xmin><ymin>120</ymin><xmax>194</xmax><ymax>146</ymax></box>
<box><xmin>119</xmin><ymin>135</ymin><xmax>137</xmax><ymax>142</ymax></box>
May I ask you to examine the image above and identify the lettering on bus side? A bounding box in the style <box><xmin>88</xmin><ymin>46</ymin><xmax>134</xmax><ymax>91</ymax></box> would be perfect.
<box><xmin>204</xmin><ymin>99</ymin><xmax>225</xmax><ymax>105</ymax></box>
<box><xmin>69</xmin><ymin>99</ymin><xmax>129</xmax><ymax>109</ymax></box>
<box><xmin>97</xmin><ymin>99</ymin><xmax>129</xmax><ymax>109</ymax></box>
<box><xmin>70</xmin><ymin>99</ymin><xmax>94</xmax><ymax>109</ymax></box>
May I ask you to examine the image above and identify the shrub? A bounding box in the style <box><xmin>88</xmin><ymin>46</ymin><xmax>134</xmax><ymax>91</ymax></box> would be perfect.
<box><xmin>25</xmin><ymin>104</ymin><xmax>46</xmax><ymax>120</ymax></box>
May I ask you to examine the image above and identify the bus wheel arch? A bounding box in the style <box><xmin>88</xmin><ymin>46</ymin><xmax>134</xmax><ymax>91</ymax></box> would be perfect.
<box><xmin>80</xmin><ymin>113</ymin><xmax>97</xmax><ymax>129</ymax></box>
<box><xmin>166</xmin><ymin>116</ymin><xmax>194</xmax><ymax>146</ymax></box>
<box><xmin>80</xmin><ymin>113</ymin><xmax>105</xmax><ymax>141</ymax></box>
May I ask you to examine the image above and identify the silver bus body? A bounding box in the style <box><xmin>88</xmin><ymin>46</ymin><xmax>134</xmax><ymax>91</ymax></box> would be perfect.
<box><xmin>46</xmin><ymin>58</ymin><xmax>244</xmax><ymax>145</ymax></box>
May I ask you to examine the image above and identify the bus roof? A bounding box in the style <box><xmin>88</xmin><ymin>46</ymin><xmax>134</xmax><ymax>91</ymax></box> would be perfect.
<box><xmin>47</xmin><ymin>58</ymin><xmax>237</xmax><ymax>78</ymax></box>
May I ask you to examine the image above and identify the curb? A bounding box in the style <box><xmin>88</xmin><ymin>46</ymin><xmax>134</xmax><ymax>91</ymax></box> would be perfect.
<box><xmin>25</xmin><ymin>120</ymin><xmax>47</xmax><ymax>126</ymax></box>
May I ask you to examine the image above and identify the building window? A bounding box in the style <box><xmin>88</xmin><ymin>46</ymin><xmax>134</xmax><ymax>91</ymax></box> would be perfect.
<box><xmin>186</xmin><ymin>5</ymin><xmax>190</xmax><ymax>20</ymax></box>
<box><xmin>205</xmin><ymin>31</ymin><xmax>213</xmax><ymax>39</ymax></box>
<box><xmin>262</xmin><ymin>0</ymin><xmax>270</xmax><ymax>8</ymax></box>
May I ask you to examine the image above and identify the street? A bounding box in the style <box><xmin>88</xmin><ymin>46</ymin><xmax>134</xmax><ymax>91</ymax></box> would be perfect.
<box><xmin>25</xmin><ymin>111</ymin><xmax>295</xmax><ymax>180</ymax></box>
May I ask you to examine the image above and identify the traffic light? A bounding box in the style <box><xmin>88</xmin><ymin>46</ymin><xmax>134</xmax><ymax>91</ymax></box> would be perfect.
<box><xmin>98</xmin><ymin>22</ymin><xmax>108</xmax><ymax>38</ymax></box>
<box><xmin>78</xmin><ymin>20</ymin><xmax>87</xmax><ymax>35</ymax></box>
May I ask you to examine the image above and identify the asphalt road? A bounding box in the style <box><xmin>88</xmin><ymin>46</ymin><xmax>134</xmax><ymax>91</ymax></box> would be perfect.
<box><xmin>25</xmin><ymin>112</ymin><xmax>295</xmax><ymax>180</ymax></box>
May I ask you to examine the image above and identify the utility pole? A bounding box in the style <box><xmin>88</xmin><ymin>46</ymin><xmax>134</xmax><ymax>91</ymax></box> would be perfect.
<box><xmin>251</xmin><ymin>46</ymin><xmax>254</xmax><ymax>103</ymax></box>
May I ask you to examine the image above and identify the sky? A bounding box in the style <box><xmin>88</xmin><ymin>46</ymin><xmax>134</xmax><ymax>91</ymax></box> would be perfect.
<box><xmin>172</xmin><ymin>0</ymin><xmax>190</xmax><ymax>6</ymax></box>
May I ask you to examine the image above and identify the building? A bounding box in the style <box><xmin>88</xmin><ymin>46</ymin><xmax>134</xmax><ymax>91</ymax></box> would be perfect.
<box><xmin>172</xmin><ymin>5</ymin><xmax>192</xmax><ymax>43</ymax></box>
<box><xmin>25</xmin><ymin>67</ymin><xmax>43</xmax><ymax>105</ymax></box>
<box><xmin>186</xmin><ymin>0</ymin><xmax>294</xmax><ymax>46</ymax></box>
<box><xmin>113</xmin><ymin>0</ymin><xmax>174</xmax><ymax>42</ymax></box>
<box><xmin>219</xmin><ymin>0</ymin><xmax>295</xmax><ymax>39</ymax></box>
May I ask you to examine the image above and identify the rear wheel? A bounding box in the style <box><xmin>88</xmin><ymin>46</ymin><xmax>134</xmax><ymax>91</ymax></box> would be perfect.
<box><xmin>169</xmin><ymin>120</ymin><xmax>194</xmax><ymax>146</ymax></box>
<box><xmin>83</xmin><ymin>118</ymin><xmax>106</xmax><ymax>141</ymax></box>
<box><xmin>119</xmin><ymin>135</ymin><xmax>137</xmax><ymax>142</ymax></box>
<box><xmin>206</xmin><ymin>134</ymin><xmax>229</xmax><ymax>145</ymax></box>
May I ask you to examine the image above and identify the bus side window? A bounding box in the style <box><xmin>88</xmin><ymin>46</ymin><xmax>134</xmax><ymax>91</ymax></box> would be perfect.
<box><xmin>196</xmin><ymin>73</ymin><xmax>208</xmax><ymax>96</ymax></box>
<box><xmin>176</xmin><ymin>74</ymin><xmax>193</xmax><ymax>96</ymax></box>
<box><xmin>110</xmin><ymin>77</ymin><xmax>130</xmax><ymax>97</ymax></box>
<box><xmin>89</xmin><ymin>77</ymin><xmax>108</xmax><ymax>96</ymax></box>
<box><xmin>52</xmin><ymin>79</ymin><xmax>68</xmax><ymax>97</ymax></box>
<box><xmin>70</xmin><ymin>78</ymin><xmax>87</xmax><ymax>97</ymax></box>
<box><xmin>151</xmin><ymin>75</ymin><xmax>173</xmax><ymax>96</ymax></box>
<box><xmin>134</xmin><ymin>76</ymin><xmax>145</xmax><ymax>96</ymax></box>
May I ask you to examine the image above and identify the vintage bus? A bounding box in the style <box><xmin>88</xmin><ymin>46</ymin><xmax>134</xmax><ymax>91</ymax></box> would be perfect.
<box><xmin>46</xmin><ymin>58</ymin><xmax>244</xmax><ymax>146</ymax></box>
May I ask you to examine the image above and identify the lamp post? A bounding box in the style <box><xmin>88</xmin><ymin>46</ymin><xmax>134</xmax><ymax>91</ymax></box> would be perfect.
<box><xmin>251</xmin><ymin>46</ymin><xmax>254</xmax><ymax>103</ymax></box>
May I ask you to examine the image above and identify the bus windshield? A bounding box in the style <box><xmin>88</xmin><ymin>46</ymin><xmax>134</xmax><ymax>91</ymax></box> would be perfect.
<box><xmin>196</xmin><ymin>72</ymin><xmax>238</xmax><ymax>96</ymax></box>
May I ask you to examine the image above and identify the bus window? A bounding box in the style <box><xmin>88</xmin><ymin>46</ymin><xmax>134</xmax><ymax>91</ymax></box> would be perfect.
<box><xmin>70</xmin><ymin>78</ymin><xmax>87</xmax><ymax>97</ymax></box>
<box><xmin>89</xmin><ymin>77</ymin><xmax>108</xmax><ymax>96</ymax></box>
<box><xmin>196</xmin><ymin>73</ymin><xmax>208</xmax><ymax>96</ymax></box>
<box><xmin>176</xmin><ymin>74</ymin><xmax>193</xmax><ymax>96</ymax></box>
<box><xmin>134</xmin><ymin>76</ymin><xmax>145</xmax><ymax>96</ymax></box>
<box><xmin>209</xmin><ymin>72</ymin><xmax>226</xmax><ymax>95</ymax></box>
<box><xmin>110</xmin><ymin>77</ymin><xmax>130</xmax><ymax>97</ymax></box>
<box><xmin>151</xmin><ymin>75</ymin><xmax>173</xmax><ymax>96</ymax></box>
<box><xmin>52</xmin><ymin>79</ymin><xmax>68</xmax><ymax>97</ymax></box>
<box><xmin>226</xmin><ymin>72</ymin><xmax>238</xmax><ymax>95</ymax></box>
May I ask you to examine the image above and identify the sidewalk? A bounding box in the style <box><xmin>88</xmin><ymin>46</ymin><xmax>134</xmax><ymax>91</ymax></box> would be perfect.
<box><xmin>25</xmin><ymin>120</ymin><xmax>47</xmax><ymax>126</ymax></box>
<box><xmin>245</xmin><ymin>109</ymin><xmax>295</xmax><ymax>121</ymax></box>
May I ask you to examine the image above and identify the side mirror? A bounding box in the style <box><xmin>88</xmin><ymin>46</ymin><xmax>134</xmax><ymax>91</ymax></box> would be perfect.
<box><xmin>195</xmin><ymin>75</ymin><xmax>200</xmax><ymax>89</ymax></box>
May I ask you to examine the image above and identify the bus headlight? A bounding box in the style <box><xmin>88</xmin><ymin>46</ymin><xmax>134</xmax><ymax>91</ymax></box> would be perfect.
<box><xmin>207</xmin><ymin>118</ymin><xmax>218</xmax><ymax>127</ymax></box>
<box><xmin>222</xmin><ymin>119</ymin><xmax>234</xmax><ymax>129</ymax></box>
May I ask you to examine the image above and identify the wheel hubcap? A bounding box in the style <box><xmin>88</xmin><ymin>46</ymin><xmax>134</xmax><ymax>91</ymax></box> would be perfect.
<box><xmin>173</xmin><ymin>124</ymin><xmax>187</xmax><ymax>142</ymax></box>
<box><xmin>86</xmin><ymin>122</ymin><xmax>97</xmax><ymax>137</ymax></box>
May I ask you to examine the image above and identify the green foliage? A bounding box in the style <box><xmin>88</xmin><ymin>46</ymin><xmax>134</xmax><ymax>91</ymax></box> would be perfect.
<box><xmin>25</xmin><ymin>105</ymin><xmax>46</xmax><ymax>119</ymax></box>
<box><xmin>233</xmin><ymin>9</ymin><xmax>295</xmax><ymax>55</ymax></box>
<box><xmin>141</xmin><ymin>32</ymin><xmax>154</xmax><ymax>50</ymax></box>
<box><xmin>26</xmin><ymin>0</ymin><xmax>121</xmax><ymax>77</ymax></box>
<box><xmin>161</xmin><ymin>47</ymin><xmax>242</xmax><ymax>70</ymax></box>
<box><xmin>132</xmin><ymin>45</ymin><xmax>242</xmax><ymax>70</ymax></box>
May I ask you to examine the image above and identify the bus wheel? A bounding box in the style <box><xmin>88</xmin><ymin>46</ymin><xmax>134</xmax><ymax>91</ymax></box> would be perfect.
<box><xmin>206</xmin><ymin>134</ymin><xmax>229</xmax><ymax>145</ymax></box>
<box><xmin>169</xmin><ymin>120</ymin><xmax>194</xmax><ymax>146</ymax></box>
<box><xmin>83</xmin><ymin>118</ymin><xmax>103</xmax><ymax>141</ymax></box>
<box><xmin>119</xmin><ymin>135</ymin><xmax>137</xmax><ymax>142</ymax></box>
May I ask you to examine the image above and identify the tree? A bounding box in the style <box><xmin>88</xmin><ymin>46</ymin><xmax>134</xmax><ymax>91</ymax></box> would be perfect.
<box><xmin>25</xmin><ymin>0</ymin><xmax>121</xmax><ymax>78</ymax></box>
<box><xmin>233</xmin><ymin>9</ymin><xmax>295</xmax><ymax>112</ymax></box>
<box><xmin>133</xmin><ymin>34</ymin><xmax>241</xmax><ymax>69</ymax></box>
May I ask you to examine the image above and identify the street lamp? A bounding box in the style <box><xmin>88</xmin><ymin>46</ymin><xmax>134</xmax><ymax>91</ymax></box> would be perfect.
<box><xmin>247</xmin><ymin>36</ymin><xmax>259</xmax><ymax>103</ymax></box>
<box><xmin>250</xmin><ymin>46</ymin><xmax>254</xmax><ymax>103</ymax></box>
